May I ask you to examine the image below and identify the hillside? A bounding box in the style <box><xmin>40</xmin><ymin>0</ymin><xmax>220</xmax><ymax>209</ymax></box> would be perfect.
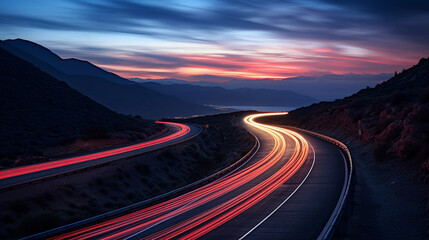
<box><xmin>0</xmin><ymin>39</ymin><xmax>216</xmax><ymax>119</ymax></box>
<box><xmin>266</xmin><ymin>58</ymin><xmax>429</xmax><ymax>164</ymax></box>
<box><xmin>259</xmin><ymin>58</ymin><xmax>429</xmax><ymax>239</ymax></box>
<box><xmin>141</xmin><ymin>82</ymin><xmax>317</xmax><ymax>107</ymax></box>
<box><xmin>0</xmin><ymin>48</ymin><xmax>164</xmax><ymax>167</ymax></box>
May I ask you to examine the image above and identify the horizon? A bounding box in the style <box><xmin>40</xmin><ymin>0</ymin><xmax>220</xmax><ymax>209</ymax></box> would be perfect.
<box><xmin>130</xmin><ymin>72</ymin><xmax>393</xmax><ymax>82</ymax></box>
<box><xmin>1</xmin><ymin>0</ymin><xmax>428</xmax><ymax>82</ymax></box>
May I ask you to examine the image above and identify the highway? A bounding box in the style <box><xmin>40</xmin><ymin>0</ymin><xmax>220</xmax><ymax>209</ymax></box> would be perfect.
<box><xmin>44</xmin><ymin>112</ymin><xmax>348</xmax><ymax>240</ymax></box>
<box><xmin>0</xmin><ymin>121</ymin><xmax>200</xmax><ymax>190</ymax></box>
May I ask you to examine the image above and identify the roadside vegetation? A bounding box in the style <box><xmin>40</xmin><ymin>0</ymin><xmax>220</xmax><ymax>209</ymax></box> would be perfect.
<box><xmin>0</xmin><ymin>112</ymin><xmax>255</xmax><ymax>239</ymax></box>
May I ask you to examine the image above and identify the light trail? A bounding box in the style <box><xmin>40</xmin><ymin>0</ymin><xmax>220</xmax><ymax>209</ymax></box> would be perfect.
<box><xmin>0</xmin><ymin>121</ymin><xmax>190</xmax><ymax>180</ymax></box>
<box><xmin>142</xmin><ymin>113</ymin><xmax>309</xmax><ymax>240</ymax></box>
<box><xmin>49</xmin><ymin>112</ymin><xmax>310</xmax><ymax>240</ymax></box>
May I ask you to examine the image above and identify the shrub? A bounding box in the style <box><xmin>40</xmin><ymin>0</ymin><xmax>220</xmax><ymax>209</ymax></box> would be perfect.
<box><xmin>99</xmin><ymin>188</ymin><xmax>108</xmax><ymax>196</ymax></box>
<box><xmin>418</xmin><ymin>90</ymin><xmax>429</xmax><ymax>103</ymax></box>
<box><xmin>159</xmin><ymin>149</ymin><xmax>174</xmax><ymax>159</ymax></box>
<box><xmin>12</xmin><ymin>211</ymin><xmax>62</xmax><ymax>238</ymax></box>
<box><xmin>135</xmin><ymin>163</ymin><xmax>151</xmax><ymax>175</ymax></box>
<box><xmin>9</xmin><ymin>201</ymin><xmax>29</xmax><ymax>214</ymax></box>
<box><xmin>390</xmin><ymin>92</ymin><xmax>408</xmax><ymax>105</ymax></box>
<box><xmin>126</xmin><ymin>192</ymin><xmax>137</xmax><ymax>201</ymax></box>
<box><xmin>397</xmin><ymin>139</ymin><xmax>419</xmax><ymax>159</ymax></box>
<box><xmin>93</xmin><ymin>177</ymin><xmax>104</xmax><ymax>186</ymax></box>
<box><xmin>373</xmin><ymin>142</ymin><xmax>389</xmax><ymax>161</ymax></box>
<box><xmin>411</xmin><ymin>106</ymin><xmax>429</xmax><ymax>123</ymax></box>
<box><xmin>83</xmin><ymin>125</ymin><xmax>110</xmax><ymax>139</ymax></box>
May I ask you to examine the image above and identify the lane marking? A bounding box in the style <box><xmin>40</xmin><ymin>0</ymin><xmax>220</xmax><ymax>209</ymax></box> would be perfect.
<box><xmin>41</xmin><ymin>112</ymin><xmax>291</xmax><ymax>240</ymax></box>
<box><xmin>238</xmin><ymin>140</ymin><xmax>316</xmax><ymax>240</ymax></box>
<box><xmin>141</xmin><ymin>117</ymin><xmax>303</xmax><ymax>240</ymax></box>
<box><xmin>317</xmin><ymin>149</ymin><xmax>348</xmax><ymax>240</ymax></box>
<box><xmin>122</xmin><ymin>132</ymin><xmax>261</xmax><ymax>240</ymax></box>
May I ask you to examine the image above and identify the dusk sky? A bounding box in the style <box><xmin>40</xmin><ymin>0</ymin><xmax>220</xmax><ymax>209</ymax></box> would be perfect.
<box><xmin>1</xmin><ymin>0</ymin><xmax>429</xmax><ymax>82</ymax></box>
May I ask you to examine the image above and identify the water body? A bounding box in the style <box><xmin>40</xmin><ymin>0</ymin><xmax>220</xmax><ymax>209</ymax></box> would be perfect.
<box><xmin>211</xmin><ymin>105</ymin><xmax>297</xmax><ymax>112</ymax></box>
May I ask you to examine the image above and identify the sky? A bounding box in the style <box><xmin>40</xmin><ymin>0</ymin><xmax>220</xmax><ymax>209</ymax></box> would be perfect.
<box><xmin>1</xmin><ymin>0</ymin><xmax>429</xmax><ymax>82</ymax></box>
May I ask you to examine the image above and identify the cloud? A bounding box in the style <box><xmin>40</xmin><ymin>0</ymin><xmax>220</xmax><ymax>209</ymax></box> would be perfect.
<box><xmin>1</xmin><ymin>0</ymin><xmax>428</xmax><ymax>80</ymax></box>
<box><xmin>54</xmin><ymin>47</ymin><xmax>246</xmax><ymax>71</ymax></box>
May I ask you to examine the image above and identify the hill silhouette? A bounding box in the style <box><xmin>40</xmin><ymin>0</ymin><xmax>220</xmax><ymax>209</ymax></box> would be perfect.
<box><xmin>0</xmin><ymin>48</ymin><xmax>163</xmax><ymax>166</ymax></box>
<box><xmin>263</xmin><ymin>57</ymin><xmax>429</xmax><ymax>165</ymax></box>
<box><xmin>134</xmin><ymin>73</ymin><xmax>390</xmax><ymax>101</ymax></box>
<box><xmin>259</xmin><ymin>58</ymin><xmax>429</xmax><ymax>238</ymax></box>
<box><xmin>0</xmin><ymin>39</ymin><xmax>216</xmax><ymax>119</ymax></box>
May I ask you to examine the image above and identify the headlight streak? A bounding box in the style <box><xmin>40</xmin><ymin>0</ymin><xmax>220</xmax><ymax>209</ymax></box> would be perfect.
<box><xmin>51</xmin><ymin>112</ymin><xmax>310</xmax><ymax>240</ymax></box>
<box><xmin>0</xmin><ymin>121</ymin><xmax>190</xmax><ymax>180</ymax></box>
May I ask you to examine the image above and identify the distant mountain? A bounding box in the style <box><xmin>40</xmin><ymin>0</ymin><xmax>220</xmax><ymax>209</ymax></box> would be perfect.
<box><xmin>262</xmin><ymin>57</ymin><xmax>429</xmax><ymax>164</ymax></box>
<box><xmin>140</xmin><ymin>82</ymin><xmax>317</xmax><ymax>107</ymax></box>
<box><xmin>130</xmin><ymin>78</ymin><xmax>192</xmax><ymax>85</ymax></box>
<box><xmin>132</xmin><ymin>73</ymin><xmax>391</xmax><ymax>101</ymax></box>
<box><xmin>0</xmin><ymin>39</ymin><xmax>216</xmax><ymax>119</ymax></box>
<box><xmin>0</xmin><ymin>48</ymin><xmax>162</xmax><ymax>163</ymax></box>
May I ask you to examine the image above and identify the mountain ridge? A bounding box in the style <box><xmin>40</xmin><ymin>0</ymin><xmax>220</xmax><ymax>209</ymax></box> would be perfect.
<box><xmin>0</xmin><ymin>47</ymin><xmax>163</xmax><ymax>166</ymax></box>
<box><xmin>0</xmin><ymin>39</ymin><xmax>216</xmax><ymax>119</ymax></box>
<box><xmin>1</xmin><ymin>39</ymin><xmax>131</xmax><ymax>85</ymax></box>
<box><xmin>140</xmin><ymin>82</ymin><xmax>317</xmax><ymax>107</ymax></box>
<box><xmin>132</xmin><ymin>73</ymin><xmax>391</xmax><ymax>100</ymax></box>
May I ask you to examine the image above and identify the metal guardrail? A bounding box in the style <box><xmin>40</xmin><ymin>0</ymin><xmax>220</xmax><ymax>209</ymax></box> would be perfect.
<box><xmin>1</xmin><ymin>125</ymin><xmax>195</xmax><ymax>192</ymax></box>
<box><xmin>21</xmin><ymin>127</ymin><xmax>260</xmax><ymax>240</ymax></box>
<box><xmin>285</xmin><ymin>126</ymin><xmax>353</xmax><ymax>240</ymax></box>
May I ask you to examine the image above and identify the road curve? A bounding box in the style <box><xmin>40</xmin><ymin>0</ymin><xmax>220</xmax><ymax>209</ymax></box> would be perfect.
<box><xmin>0</xmin><ymin>121</ymin><xmax>200</xmax><ymax>190</ymax></box>
<box><xmin>27</xmin><ymin>113</ymin><xmax>347</xmax><ymax>239</ymax></box>
<box><xmin>37</xmin><ymin>112</ymin><xmax>325</xmax><ymax>240</ymax></box>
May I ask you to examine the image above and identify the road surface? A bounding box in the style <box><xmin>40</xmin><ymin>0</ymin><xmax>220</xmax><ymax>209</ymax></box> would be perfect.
<box><xmin>0</xmin><ymin>121</ymin><xmax>200</xmax><ymax>190</ymax></box>
<box><xmin>44</xmin><ymin>113</ymin><xmax>347</xmax><ymax>240</ymax></box>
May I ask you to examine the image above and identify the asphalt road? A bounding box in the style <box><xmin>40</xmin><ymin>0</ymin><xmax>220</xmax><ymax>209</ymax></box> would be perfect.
<box><xmin>48</xmin><ymin>113</ymin><xmax>347</xmax><ymax>240</ymax></box>
<box><xmin>220</xmin><ymin>133</ymin><xmax>346</xmax><ymax>240</ymax></box>
<box><xmin>0</xmin><ymin>122</ymin><xmax>200</xmax><ymax>190</ymax></box>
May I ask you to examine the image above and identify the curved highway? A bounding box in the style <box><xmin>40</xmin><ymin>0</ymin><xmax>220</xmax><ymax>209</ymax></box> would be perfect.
<box><xmin>42</xmin><ymin>112</ymin><xmax>348</xmax><ymax>240</ymax></box>
<box><xmin>0</xmin><ymin>121</ymin><xmax>200</xmax><ymax>190</ymax></box>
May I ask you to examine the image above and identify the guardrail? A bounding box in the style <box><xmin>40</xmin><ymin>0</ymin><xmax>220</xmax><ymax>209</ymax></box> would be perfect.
<box><xmin>285</xmin><ymin>126</ymin><xmax>353</xmax><ymax>240</ymax></box>
<box><xmin>21</xmin><ymin>127</ymin><xmax>260</xmax><ymax>240</ymax></box>
<box><xmin>1</xmin><ymin>125</ymin><xmax>194</xmax><ymax>192</ymax></box>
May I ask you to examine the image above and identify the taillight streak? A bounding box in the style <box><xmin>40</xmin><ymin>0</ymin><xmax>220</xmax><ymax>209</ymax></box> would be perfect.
<box><xmin>0</xmin><ymin>121</ymin><xmax>190</xmax><ymax>180</ymax></box>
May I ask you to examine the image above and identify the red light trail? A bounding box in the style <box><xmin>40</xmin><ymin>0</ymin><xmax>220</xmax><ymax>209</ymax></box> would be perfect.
<box><xmin>50</xmin><ymin>112</ymin><xmax>310</xmax><ymax>240</ymax></box>
<box><xmin>0</xmin><ymin>121</ymin><xmax>190</xmax><ymax>180</ymax></box>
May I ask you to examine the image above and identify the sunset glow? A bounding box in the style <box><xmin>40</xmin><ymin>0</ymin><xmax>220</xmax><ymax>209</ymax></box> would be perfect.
<box><xmin>1</xmin><ymin>0</ymin><xmax>428</xmax><ymax>82</ymax></box>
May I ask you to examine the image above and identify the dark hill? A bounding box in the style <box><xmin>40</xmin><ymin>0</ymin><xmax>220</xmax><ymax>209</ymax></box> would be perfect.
<box><xmin>264</xmin><ymin>57</ymin><xmax>429</xmax><ymax>164</ymax></box>
<box><xmin>0</xmin><ymin>39</ymin><xmax>216</xmax><ymax>119</ymax></box>
<box><xmin>0</xmin><ymin>48</ymin><xmax>163</xmax><ymax>166</ymax></box>
<box><xmin>0</xmin><ymin>39</ymin><xmax>130</xmax><ymax>85</ymax></box>
<box><xmin>140</xmin><ymin>82</ymin><xmax>317</xmax><ymax>107</ymax></box>
<box><xmin>259</xmin><ymin>58</ymin><xmax>429</xmax><ymax>239</ymax></box>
